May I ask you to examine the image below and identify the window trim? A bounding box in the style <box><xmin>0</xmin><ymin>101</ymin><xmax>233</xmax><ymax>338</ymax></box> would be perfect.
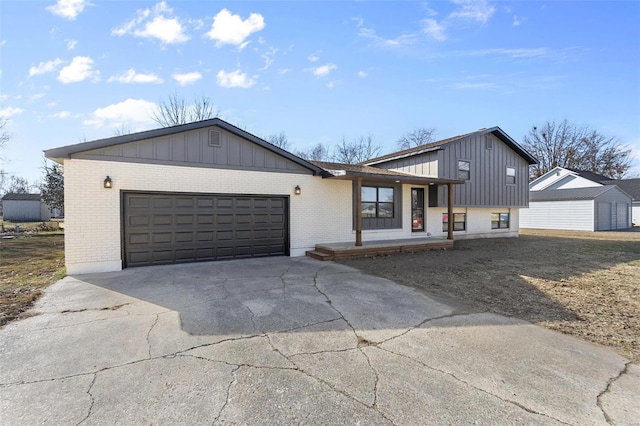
<box><xmin>458</xmin><ymin>159</ymin><xmax>471</xmax><ymax>181</ymax></box>
<box><xmin>506</xmin><ymin>166</ymin><xmax>516</xmax><ymax>185</ymax></box>
<box><xmin>442</xmin><ymin>212</ymin><xmax>466</xmax><ymax>232</ymax></box>
<box><xmin>361</xmin><ymin>186</ymin><xmax>395</xmax><ymax>219</ymax></box>
<box><xmin>491</xmin><ymin>212</ymin><xmax>510</xmax><ymax>229</ymax></box>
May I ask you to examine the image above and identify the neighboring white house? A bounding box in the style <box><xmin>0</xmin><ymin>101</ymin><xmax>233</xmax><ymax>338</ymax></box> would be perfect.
<box><xmin>1</xmin><ymin>193</ymin><xmax>52</xmax><ymax>222</ymax></box>
<box><xmin>45</xmin><ymin>118</ymin><xmax>537</xmax><ymax>274</ymax></box>
<box><xmin>600</xmin><ymin>179</ymin><xmax>640</xmax><ymax>226</ymax></box>
<box><xmin>520</xmin><ymin>167</ymin><xmax>633</xmax><ymax>231</ymax></box>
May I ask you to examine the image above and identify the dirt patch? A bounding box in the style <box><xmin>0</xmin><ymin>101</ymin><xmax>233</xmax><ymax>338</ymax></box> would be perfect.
<box><xmin>0</xmin><ymin>234</ymin><xmax>65</xmax><ymax>326</ymax></box>
<box><xmin>339</xmin><ymin>229</ymin><xmax>640</xmax><ymax>362</ymax></box>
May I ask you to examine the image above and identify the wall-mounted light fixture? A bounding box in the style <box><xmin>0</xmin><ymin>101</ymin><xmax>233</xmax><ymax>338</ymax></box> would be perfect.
<box><xmin>104</xmin><ymin>176</ymin><xmax>112</xmax><ymax>189</ymax></box>
<box><xmin>294</xmin><ymin>185</ymin><xmax>301</xmax><ymax>195</ymax></box>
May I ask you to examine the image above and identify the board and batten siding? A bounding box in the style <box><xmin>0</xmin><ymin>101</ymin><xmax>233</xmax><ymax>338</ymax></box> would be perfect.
<box><xmin>436</xmin><ymin>133</ymin><xmax>530</xmax><ymax>207</ymax></box>
<box><xmin>520</xmin><ymin>200</ymin><xmax>595</xmax><ymax>231</ymax></box>
<box><xmin>375</xmin><ymin>151</ymin><xmax>439</xmax><ymax>177</ymax></box>
<box><xmin>72</xmin><ymin>125</ymin><xmax>311</xmax><ymax>174</ymax></box>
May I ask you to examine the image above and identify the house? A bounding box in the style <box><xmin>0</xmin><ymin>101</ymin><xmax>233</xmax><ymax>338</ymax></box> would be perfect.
<box><xmin>1</xmin><ymin>193</ymin><xmax>52</xmax><ymax>222</ymax></box>
<box><xmin>520</xmin><ymin>167</ymin><xmax>633</xmax><ymax>231</ymax></box>
<box><xmin>44</xmin><ymin>118</ymin><xmax>537</xmax><ymax>274</ymax></box>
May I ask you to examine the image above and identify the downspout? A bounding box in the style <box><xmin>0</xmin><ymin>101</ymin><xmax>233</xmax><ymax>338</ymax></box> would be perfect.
<box><xmin>447</xmin><ymin>183</ymin><xmax>454</xmax><ymax>240</ymax></box>
<box><xmin>355</xmin><ymin>177</ymin><xmax>362</xmax><ymax>246</ymax></box>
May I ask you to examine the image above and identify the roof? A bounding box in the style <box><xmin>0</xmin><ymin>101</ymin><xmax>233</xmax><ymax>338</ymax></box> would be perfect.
<box><xmin>601</xmin><ymin>178</ymin><xmax>640</xmax><ymax>200</ymax></box>
<box><xmin>311</xmin><ymin>161</ymin><xmax>464</xmax><ymax>185</ymax></box>
<box><xmin>44</xmin><ymin>118</ymin><xmax>326</xmax><ymax>176</ymax></box>
<box><xmin>363</xmin><ymin>127</ymin><xmax>538</xmax><ymax>166</ymax></box>
<box><xmin>566</xmin><ymin>168</ymin><xmax>611</xmax><ymax>182</ymax></box>
<box><xmin>529</xmin><ymin>186</ymin><xmax>629</xmax><ymax>202</ymax></box>
<box><xmin>1</xmin><ymin>193</ymin><xmax>42</xmax><ymax>201</ymax></box>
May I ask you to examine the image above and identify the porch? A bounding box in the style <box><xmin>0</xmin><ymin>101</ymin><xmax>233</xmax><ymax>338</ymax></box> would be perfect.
<box><xmin>305</xmin><ymin>237</ymin><xmax>454</xmax><ymax>261</ymax></box>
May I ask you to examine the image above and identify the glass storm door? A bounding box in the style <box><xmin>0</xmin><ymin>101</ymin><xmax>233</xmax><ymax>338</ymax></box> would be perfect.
<box><xmin>411</xmin><ymin>188</ymin><xmax>424</xmax><ymax>232</ymax></box>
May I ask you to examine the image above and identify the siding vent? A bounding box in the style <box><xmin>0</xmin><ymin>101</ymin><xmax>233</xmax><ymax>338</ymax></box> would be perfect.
<box><xmin>486</xmin><ymin>136</ymin><xmax>493</xmax><ymax>150</ymax></box>
<box><xmin>209</xmin><ymin>130</ymin><xmax>222</xmax><ymax>147</ymax></box>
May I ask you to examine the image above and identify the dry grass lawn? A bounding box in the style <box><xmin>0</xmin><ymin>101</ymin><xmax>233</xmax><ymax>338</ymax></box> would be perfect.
<box><xmin>340</xmin><ymin>229</ymin><xmax>640</xmax><ymax>362</ymax></box>
<box><xmin>0</xmin><ymin>233</ymin><xmax>65</xmax><ymax>326</ymax></box>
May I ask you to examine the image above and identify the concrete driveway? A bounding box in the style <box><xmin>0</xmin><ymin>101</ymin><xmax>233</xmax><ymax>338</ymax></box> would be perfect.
<box><xmin>1</xmin><ymin>258</ymin><xmax>638</xmax><ymax>425</ymax></box>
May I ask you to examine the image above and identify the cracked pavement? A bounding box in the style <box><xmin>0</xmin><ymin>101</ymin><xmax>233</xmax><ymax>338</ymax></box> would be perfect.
<box><xmin>0</xmin><ymin>257</ymin><xmax>638</xmax><ymax>425</ymax></box>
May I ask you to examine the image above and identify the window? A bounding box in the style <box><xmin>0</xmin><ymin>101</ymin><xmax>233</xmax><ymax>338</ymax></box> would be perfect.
<box><xmin>442</xmin><ymin>213</ymin><xmax>466</xmax><ymax>232</ymax></box>
<box><xmin>458</xmin><ymin>160</ymin><xmax>470</xmax><ymax>180</ymax></box>
<box><xmin>361</xmin><ymin>186</ymin><xmax>394</xmax><ymax>218</ymax></box>
<box><xmin>411</xmin><ymin>188</ymin><xmax>424</xmax><ymax>232</ymax></box>
<box><xmin>506</xmin><ymin>167</ymin><xmax>516</xmax><ymax>185</ymax></box>
<box><xmin>491</xmin><ymin>213</ymin><xmax>510</xmax><ymax>229</ymax></box>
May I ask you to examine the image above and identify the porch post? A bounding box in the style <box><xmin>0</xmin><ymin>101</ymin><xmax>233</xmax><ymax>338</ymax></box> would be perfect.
<box><xmin>355</xmin><ymin>177</ymin><xmax>363</xmax><ymax>246</ymax></box>
<box><xmin>447</xmin><ymin>183</ymin><xmax>454</xmax><ymax>240</ymax></box>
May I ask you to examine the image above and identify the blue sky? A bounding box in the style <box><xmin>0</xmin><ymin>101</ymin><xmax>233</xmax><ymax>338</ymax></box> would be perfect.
<box><xmin>1</xmin><ymin>0</ymin><xmax>639</xmax><ymax>185</ymax></box>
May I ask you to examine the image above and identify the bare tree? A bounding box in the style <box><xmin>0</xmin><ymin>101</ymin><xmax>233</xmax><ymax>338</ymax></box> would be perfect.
<box><xmin>266</xmin><ymin>132</ymin><xmax>290</xmax><ymax>150</ymax></box>
<box><xmin>295</xmin><ymin>143</ymin><xmax>331</xmax><ymax>162</ymax></box>
<box><xmin>0</xmin><ymin>116</ymin><xmax>11</xmax><ymax>163</ymax></box>
<box><xmin>523</xmin><ymin>120</ymin><xmax>632</xmax><ymax>179</ymax></box>
<box><xmin>333</xmin><ymin>135</ymin><xmax>382</xmax><ymax>164</ymax></box>
<box><xmin>397</xmin><ymin>127</ymin><xmax>437</xmax><ymax>150</ymax></box>
<box><xmin>112</xmin><ymin>123</ymin><xmax>132</xmax><ymax>136</ymax></box>
<box><xmin>2</xmin><ymin>175</ymin><xmax>32</xmax><ymax>194</ymax></box>
<box><xmin>151</xmin><ymin>93</ymin><xmax>219</xmax><ymax>127</ymax></box>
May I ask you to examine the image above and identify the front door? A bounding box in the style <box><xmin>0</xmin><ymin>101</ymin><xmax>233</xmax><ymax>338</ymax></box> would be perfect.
<box><xmin>411</xmin><ymin>188</ymin><xmax>424</xmax><ymax>232</ymax></box>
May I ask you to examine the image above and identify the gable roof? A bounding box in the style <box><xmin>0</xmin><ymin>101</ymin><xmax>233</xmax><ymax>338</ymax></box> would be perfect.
<box><xmin>363</xmin><ymin>127</ymin><xmax>538</xmax><ymax>166</ymax></box>
<box><xmin>44</xmin><ymin>118</ymin><xmax>326</xmax><ymax>176</ymax></box>
<box><xmin>601</xmin><ymin>178</ymin><xmax>640</xmax><ymax>200</ymax></box>
<box><xmin>529</xmin><ymin>186</ymin><xmax>630</xmax><ymax>202</ymax></box>
<box><xmin>1</xmin><ymin>193</ymin><xmax>42</xmax><ymax>201</ymax></box>
<box><xmin>311</xmin><ymin>161</ymin><xmax>464</xmax><ymax>185</ymax></box>
<box><xmin>566</xmin><ymin>168</ymin><xmax>611</xmax><ymax>182</ymax></box>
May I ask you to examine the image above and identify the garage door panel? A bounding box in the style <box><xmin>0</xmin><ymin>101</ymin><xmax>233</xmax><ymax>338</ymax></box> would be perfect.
<box><xmin>153</xmin><ymin>215</ymin><xmax>173</xmax><ymax>226</ymax></box>
<box><xmin>152</xmin><ymin>197</ymin><xmax>173</xmax><ymax>209</ymax></box>
<box><xmin>123</xmin><ymin>192</ymin><xmax>288</xmax><ymax>268</ymax></box>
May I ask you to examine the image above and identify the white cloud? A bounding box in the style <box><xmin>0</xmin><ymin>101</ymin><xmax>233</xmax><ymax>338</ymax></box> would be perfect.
<box><xmin>0</xmin><ymin>40</ymin><xmax>6</xmax><ymax>46</ymax></box>
<box><xmin>108</xmin><ymin>68</ymin><xmax>163</xmax><ymax>84</ymax></box>
<box><xmin>46</xmin><ymin>102</ymin><xmax>58</xmax><ymax>108</ymax></box>
<box><xmin>216</xmin><ymin>69</ymin><xmax>256</xmax><ymax>88</ymax></box>
<box><xmin>358</xmin><ymin>26</ymin><xmax>416</xmax><ymax>48</ymax></box>
<box><xmin>112</xmin><ymin>2</ymin><xmax>189</xmax><ymax>44</ymax></box>
<box><xmin>83</xmin><ymin>98</ymin><xmax>157</xmax><ymax>129</ymax></box>
<box><xmin>29</xmin><ymin>93</ymin><xmax>46</xmax><ymax>100</ymax></box>
<box><xmin>28</xmin><ymin>58</ymin><xmax>65</xmax><ymax>77</ymax></box>
<box><xmin>0</xmin><ymin>106</ymin><xmax>25</xmax><ymax>118</ymax></box>
<box><xmin>57</xmin><ymin>56</ymin><xmax>99</xmax><ymax>83</ymax></box>
<box><xmin>468</xmin><ymin>48</ymin><xmax>548</xmax><ymax>58</ymax></box>
<box><xmin>66</xmin><ymin>39</ymin><xmax>78</xmax><ymax>50</ymax></box>
<box><xmin>46</xmin><ymin>0</ymin><xmax>90</xmax><ymax>20</ymax></box>
<box><xmin>357</xmin><ymin>71</ymin><xmax>368</xmax><ymax>78</ymax></box>
<box><xmin>311</xmin><ymin>63</ymin><xmax>337</xmax><ymax>78</ymax></box>
<box><xmin>172</xmin><ymin>71</ymin><xmax>202</xmax><ymax>86</ymax></box>
<box><xmin>449</xmin><ymin>0</ymin><xmax>495</xmax><ymax>24</ymax></box>
<box><xmin>259</xmin><ymin>46</ymin><xmax>278</xmax><ymax>71</ymax></box>
<box><xmin>278</xmin><ymin>68</ymin><xmax>290</xmax><ymax>75</ymax></box>
<box><xmin>49</xmin><ymin>111</ymin><xmax>71</xmax><ymax>119</ymax></box>
<box><xmin>206</xmin><ymin>8</ymin><xmax>265</xmax><ymax>48</ymax></box>
<box><xmin>422</xmin><ymin>19</ymin><xmax>446</xmax><ymax>41</ymax></box>
<box><xmin>307</xmin><ymin>54</ymin><xmax>320</xmax><ymax>62</ymax></box>
<box><xmin>512</xmin><ymin>15</ymin><xmax>526</xmax><ymax>26</ymax></box>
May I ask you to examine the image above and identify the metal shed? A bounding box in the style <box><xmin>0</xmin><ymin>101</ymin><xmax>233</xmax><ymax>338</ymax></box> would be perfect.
<box><xmin>1</xmin><ymin>193</ymin><xmax>51</xmax><ymax>222</ymax></box>
<box><xmin>520</xmin><ymin>186</ymin><xmax>632</xmax><ymax>231</ymax></box>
